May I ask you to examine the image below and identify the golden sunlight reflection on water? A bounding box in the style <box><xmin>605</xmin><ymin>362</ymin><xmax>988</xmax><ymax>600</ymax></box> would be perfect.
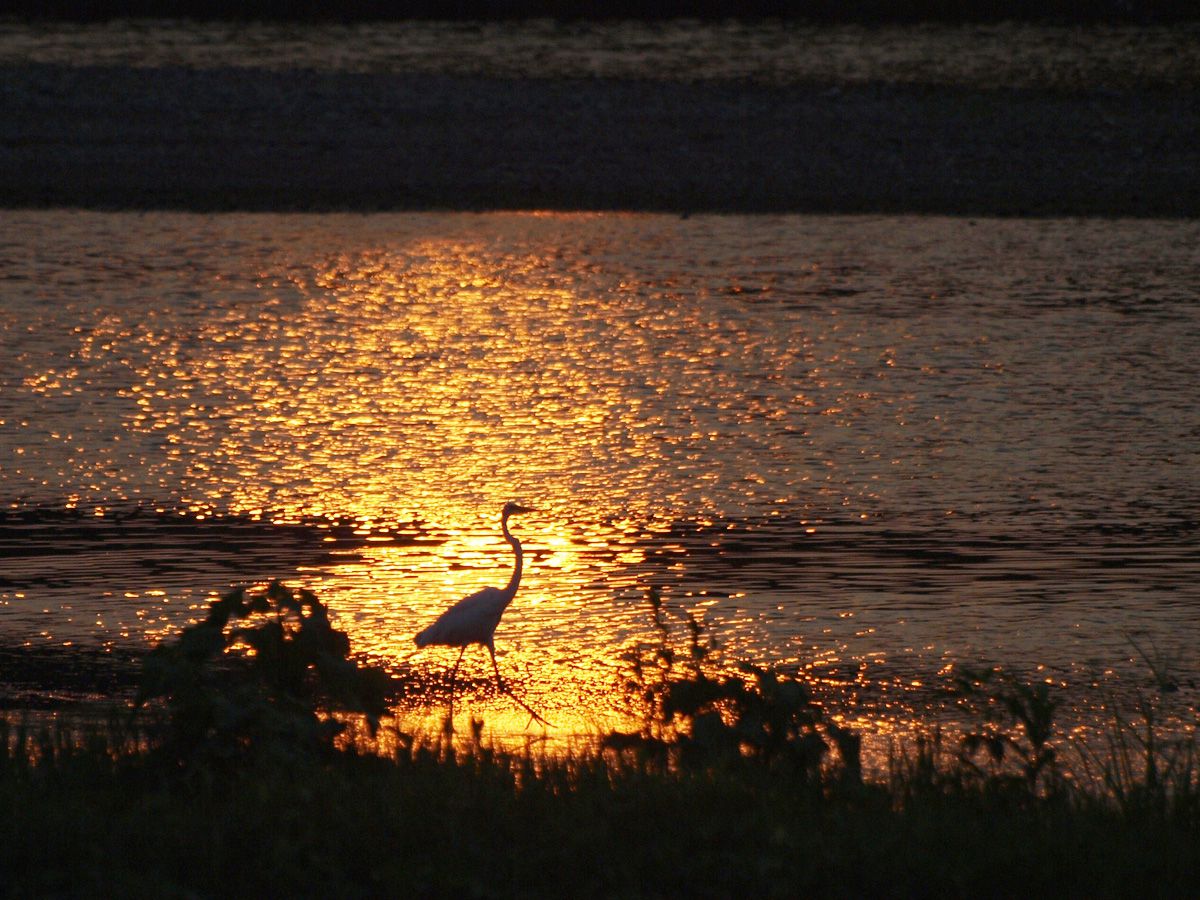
<box><xmin>108</xmin><ymin>219</ymin><xmax>862</xmax><ymax>733</ymax></box>
<box><xmin>3</xmin><ymin>210</ymin><xmax>1200</xmax><ymax>753</ymax></box>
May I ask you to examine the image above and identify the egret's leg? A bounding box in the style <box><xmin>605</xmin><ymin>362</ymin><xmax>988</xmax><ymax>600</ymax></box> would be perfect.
<box><xmin>486</xmin><ymin>640</ymin><xmax>506</xmax><ymax>693</ymax></box>
<box><xmin>487</xmin><ymin>640</ymin><xmax>553</xmax><ymax>729</ymax></box>
<box><xmin>446</xmin><ymin>645</ymin><xmax>467</xmax><ymax>727</ymax></box>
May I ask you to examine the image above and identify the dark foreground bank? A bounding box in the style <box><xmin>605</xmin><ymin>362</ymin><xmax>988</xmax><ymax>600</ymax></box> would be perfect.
<box><xmin>3</xmin><ymin>582</ymin><xmax>1197</xmax><ymax>898</ymax></box>
<box><xmin>3</xmin><ymin>65</ymin><xmax>1197</xmax><ymax>216</ymax></box>
<box><xmin>3</xmin><ymin>722</ymin><xmax>1197</xmax><ymax>900</ymax></box>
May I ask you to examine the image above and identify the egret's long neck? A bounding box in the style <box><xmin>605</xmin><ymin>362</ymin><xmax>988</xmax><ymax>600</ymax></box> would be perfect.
<box><xmin>501</xmin><ymin>514</ymin><xmax>523</xmax><ymax>603</ymax></box>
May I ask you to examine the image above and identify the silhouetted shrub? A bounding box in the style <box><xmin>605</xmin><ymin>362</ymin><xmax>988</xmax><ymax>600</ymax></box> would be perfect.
<box><xmin>135</xmin><ymin>580</ymin><xmax>389</xmax><ymax>767</ymax></box>
<box><xmin>951</xmin><ymin>666</ymin><xmax>1062</xmax><ymax>795</ymax></box>
<box><xmin>606</xmin><ymin>586</ymin><xmax>861</xmax><ymax>782</ymax></box>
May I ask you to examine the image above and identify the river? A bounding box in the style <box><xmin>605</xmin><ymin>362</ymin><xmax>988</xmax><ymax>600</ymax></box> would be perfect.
<box><xmin>2</xmin><ymin>209</ymin><xmax>1197</xmax><ymax>745</ymax></box>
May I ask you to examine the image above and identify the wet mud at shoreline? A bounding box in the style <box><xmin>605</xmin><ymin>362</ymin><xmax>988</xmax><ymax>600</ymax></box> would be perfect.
<box><xmin>0</xmin><ymin>507</ymin><xmax>437</xmax><ymax>710</ymax></box>
<box><xmin>0</xmin><ymin>507</ymin><xmax>425</xmax><ymax>701</ymax></box>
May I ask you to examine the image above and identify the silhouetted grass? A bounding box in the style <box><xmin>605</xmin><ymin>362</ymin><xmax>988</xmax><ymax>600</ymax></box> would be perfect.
<box><xmin>2</xmin><ymin>713</ymin><xmax>1197</xmax><ymax>898</ymax></box>
<box><xmin>2</xmin><ymin>585</ymin><xmax>1196</xmax><ymax>897</ymax></box>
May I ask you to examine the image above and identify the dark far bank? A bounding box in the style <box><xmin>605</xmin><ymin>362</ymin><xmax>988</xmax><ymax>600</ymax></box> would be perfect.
<box><xmin>5</xmin><ymin>0</ymin><xmax>1199</xmax><ymax>24</ymax></box>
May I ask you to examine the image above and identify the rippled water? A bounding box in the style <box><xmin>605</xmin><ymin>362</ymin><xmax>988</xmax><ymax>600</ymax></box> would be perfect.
<box><xmin>2</xmin><ymin>210</ymin><xmax>1198</xmax><ymax>740</ymax></box>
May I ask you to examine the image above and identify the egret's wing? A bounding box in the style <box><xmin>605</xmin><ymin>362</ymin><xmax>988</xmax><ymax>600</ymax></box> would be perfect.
<box><xmin>415</xmin><ymin>586</ymin><xmax>509</xmax><ymax>647</ymax></box>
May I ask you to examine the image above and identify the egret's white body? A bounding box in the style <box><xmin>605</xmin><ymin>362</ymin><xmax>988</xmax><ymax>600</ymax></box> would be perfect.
<box><xmin>415</xmin><ymin>502</ymin><xmax>546</xmax><ymax>724</ymax></box>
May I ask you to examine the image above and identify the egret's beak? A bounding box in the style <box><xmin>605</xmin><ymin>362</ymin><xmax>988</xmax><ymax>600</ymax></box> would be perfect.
<box><xmin>510</xmin><ymin>504</ymin><xmax>536</xmax><ymax>515</ymax></box>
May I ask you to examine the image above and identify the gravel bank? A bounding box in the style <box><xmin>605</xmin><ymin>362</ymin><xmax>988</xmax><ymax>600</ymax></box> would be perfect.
<box><xmin>2</xmin><ymin>64</ymin><xmax>1197</xmax><ymax>215</ymax></box>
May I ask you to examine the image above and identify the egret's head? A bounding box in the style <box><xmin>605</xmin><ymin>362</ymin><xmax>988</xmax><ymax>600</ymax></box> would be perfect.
<box><xmin>502</xmin><ymin>501</ymin><xmax>535</xmax><ymax>519</ymax></box>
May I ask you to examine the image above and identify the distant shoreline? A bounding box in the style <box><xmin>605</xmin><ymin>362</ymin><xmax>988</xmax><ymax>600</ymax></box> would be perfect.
<box><xmin>3</xmin><ymin>65</ymin><xmax>1198</xmax><ymax>217</ymax></box>
<box><xmin>8</xmin><ymin>1</ymin><xmax>1200</xmax><ymax>25</ymax></box>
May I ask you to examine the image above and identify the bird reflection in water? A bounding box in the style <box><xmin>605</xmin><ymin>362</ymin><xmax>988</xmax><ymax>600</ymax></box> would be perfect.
<box><xmin>415</xmin><ymin>502</ymin><xmax>551</xmax><ymax>730</ymax></box>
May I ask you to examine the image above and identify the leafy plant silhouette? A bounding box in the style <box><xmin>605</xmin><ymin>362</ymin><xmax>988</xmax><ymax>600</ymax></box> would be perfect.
<box><xmin>607</xmin><ymin>586</ymin><xmax>860</xmax><ymax>782</ymax></box>
<box><xmin>135</xmin><ymin>580</ymin><xmax>390</xmax><ymax>766</ymax></box>
<box><xmin>951</xmin><ymin>666</ymin><xmax>1061</xmax><ymax>794</ymax></box>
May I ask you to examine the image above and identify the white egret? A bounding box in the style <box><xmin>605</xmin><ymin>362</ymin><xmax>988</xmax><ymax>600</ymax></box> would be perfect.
<box><xmin>415</xmin><ymin>501</ymin><xmax>549</xmax><ymax>726</ymax></box>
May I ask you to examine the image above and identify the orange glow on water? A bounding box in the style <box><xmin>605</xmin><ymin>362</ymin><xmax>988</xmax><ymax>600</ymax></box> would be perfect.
<box><xmin>129</xmin><ymin>224</ymin><xmax>695</xmax><ymax>731</ymax></box>
<box><xmin>4</xmin><ymin>210</ymin><xmax>1200</xmax><ymax>755</ymax></box>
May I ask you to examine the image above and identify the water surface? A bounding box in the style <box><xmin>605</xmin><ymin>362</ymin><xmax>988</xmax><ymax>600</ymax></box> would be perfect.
<box><xmin>2</xmin><ymin>210</ymin><xmax>1198</xmax><ymax>741</ymax></box>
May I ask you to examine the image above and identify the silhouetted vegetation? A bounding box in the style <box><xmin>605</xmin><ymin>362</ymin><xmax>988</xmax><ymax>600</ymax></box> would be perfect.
<box><xmin>135</xmin><ymin>580</ymin><xmax>390</xmax><ymax>767</ymax></box>
<box><xmin>605</xmin><ymin>586</ymin><xmax>862</xmax><ymax>782</ymax></box>
<box><xmin>1</xmin><ymin>582</ymin><xmax>1196</xmax><ymax>897</ymax></box>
